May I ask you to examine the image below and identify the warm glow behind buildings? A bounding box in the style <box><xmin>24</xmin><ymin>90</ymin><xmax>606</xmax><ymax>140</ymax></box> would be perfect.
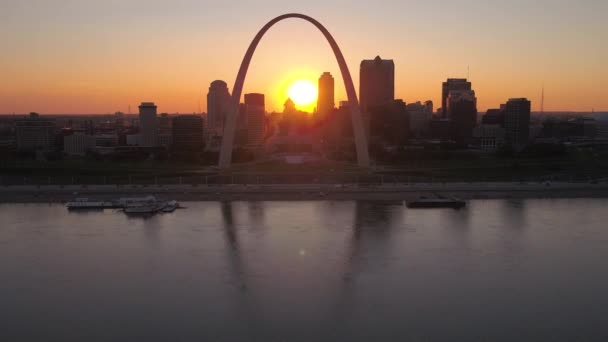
<box><xmin>1</xmin><ymin>2</ymin><xmax>607</xmax><ymax>114</ymax></box>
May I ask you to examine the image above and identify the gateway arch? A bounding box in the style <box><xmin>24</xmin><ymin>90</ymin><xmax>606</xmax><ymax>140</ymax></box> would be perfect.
<box><xmin>218</xmin><ymin>13</ymin><xmax>370</xmax><ymax>169</ymax></box>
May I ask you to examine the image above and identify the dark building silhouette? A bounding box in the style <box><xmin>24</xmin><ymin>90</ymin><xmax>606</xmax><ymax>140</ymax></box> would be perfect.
<box><xmin>407</xmin><ymin>101</ymin><xmax>433</xmax><ymax>137</ymax></box>
<box><xmin>15</xmin><ymin>113</ymin><xmax>56</xmax><ymax>152</ymax></box>
<box><xmin>244</xmin><ymin>93</ymin><xmax>265</xmax><ymax>148</ymax></box>
<box><xmin>369</xmin><ymin>100</ymin><xmax>409</xmax><ymax>146</ymax></box>
<box><xmin>542</xmin><ymin>118</ymin><xmax>597</xmax><ymax>140</ymax></box>
<box><xmin>207</xmin><ymin>80</ymin><xmax>231</xmax><ymax>138</ymax></box>
<box><xmin>317</xmin><ymin>72</ymin><xmax>335</xmax><ymax>117</ymax></box>
<box><xmin>138</xmin><ymin>102</ymin><xmax>158</xmax><ymax>147</ymax></box>
<box><xmin>442</xmin><ymin>79</ymin><xmax>471</xmax><ymax>118</ymax></box>
<box><xmin>430</xmin><ymin>119</ymin><xmax>453</xmax><ymax>141</ymax></box>
<box><xmin>446</xmin><ymin>90</ymin><xmax>477</xmax><ymax>146</ymax></box>
<box><xmin>424</xmin><ymin>100</ymin><xmax>434</xmax><ymax>114</ymax></box>
<box><xmin>172</xmin><ymin>115</ymin><xmax>204</xmax><ymax>151</ymax></box>
<box><xmin>360</xmin><ymin>56</ymin><xmax>395</xmax><ymax>138</ymax></box>
<box><xmin>482</xmin><ymin>108</ymin><xmax>505</xmax><ymax>126</ymax></box>
<box><xmin>504</xmin><ymin>98</ymin><xmax>531</xmax><ymax>150</ymax></box>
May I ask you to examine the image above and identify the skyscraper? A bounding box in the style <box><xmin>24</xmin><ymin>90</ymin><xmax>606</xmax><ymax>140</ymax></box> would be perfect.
<box><xmin>244</xmin><ymin>93</ymin><xmax>265</xmax><ymax>148</ymax></box>
<box><xmin>317</xmin><ymin>72</ymin><xmax>335</xmax><ymax>117</ymax></box>
<box><xmin>360</xmin><ymin>56</ymin><xmax>395</xmax><ymax>139</ymax></box>
<box><xmin>138</xmin><ymin>102</ymin><xmax>158</xmax><ymax>147</ymax></box>
<box><xmin>442</xmin><ymin>79</ymin><xmax>472</xmax><ymax>118</ymax></box>
<box><xmin>447</xmin><ymin>90</ymin><xmax>477</xmax><ymax>146</ymax></box>
<box><xmin>504</xmin><ymin>98</ymin><xmax>531</xmax><ymax>150</ymax></box>
<box><xmin>207</xmin><ymin>80</ymin><xmax>231</xmax><ymax>137</ymax></box>
<box><xmin>360</xmin><ymin>56</ymin><xmax>395</xmax><ymax>114</ymax></box>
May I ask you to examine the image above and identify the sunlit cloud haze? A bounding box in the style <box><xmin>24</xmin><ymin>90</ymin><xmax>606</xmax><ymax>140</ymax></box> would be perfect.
<box><xmin>1</xmin><ymin>0</ymin><xmax>607</xmax><ymax>114</ymax></box>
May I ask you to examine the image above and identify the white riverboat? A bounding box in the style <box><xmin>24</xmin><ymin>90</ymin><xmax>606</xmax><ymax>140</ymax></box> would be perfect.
<box><xmin>66</xmin><ymin>198</ymin><xmax>116</xmax><ymax>210</ymax></box>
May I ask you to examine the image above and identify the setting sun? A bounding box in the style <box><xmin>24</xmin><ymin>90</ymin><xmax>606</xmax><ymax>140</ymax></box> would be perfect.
<box><xmin>287</xmin><ymin>80</ymin><xmax>318</xmax><ymax>109</ymax></box>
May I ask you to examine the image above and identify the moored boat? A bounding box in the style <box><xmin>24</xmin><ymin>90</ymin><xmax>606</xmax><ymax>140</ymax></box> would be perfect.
<box><xmin>406</xmin><ymin>196</ymin><xmax>466</xmax><ymax>209</ymax></box>
<box><xmin>66</xmin><ymin>198</ymin><xmax>115</xmax><ymax>210</ymax></box>
<box><xmin>161</xmin><ymin>200</ymin><xmax>179</xmax><ymax>213</ymax></box>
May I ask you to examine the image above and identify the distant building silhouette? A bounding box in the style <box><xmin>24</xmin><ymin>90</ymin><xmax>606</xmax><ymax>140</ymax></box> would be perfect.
<box><xmin>407</xmin><ymin>101</ymin><xmax>433</xmax><ymax>137</ymax></box>
<box><xmin>158</xmin><ymin>113</ymin><xmax>173</xmax><ymax>147</ymax></box>
<box><xmin>159</xmin><ymin>113</ymin><xmax>172</xmax><ymax>135</ymax></box>
<box><xmin>442</xmin><ymin>79</ymin><xmax>471</xmax><ymax>118</ymax></box>
<box><xmin>482</xmin><ymin>108</ymin><xmax>505</xmax><ymax>126</ymax></box>
<box><xmin>244</xmin><ymin>93</ymin><xmax>265</xmax><ymax>148</ymax></box>
<box><xmin>114</xmin><ymin>112</ymin><xmax>125</xmax><ymax>129</ymax></box>
<box><xmin>317</xmin><ymin>72</ymin><xmax>335</xmax><ymax>117</ymax></box>
<box><xmin>317</xmin><ymin>72</ymin><xmax>335</xmax><ymax>145</ymax></box>
<box><xmin>504</xmin><ymin>98</ymin><xmax>531</xmax><ymax>150</ymax></box>
<box><xmin>172</xmin><ymin>115</ymin><xmax>204</xmax><ymax>151</ymax></box>
<box><xmin>360</xmin><ymin>56</ymin><xmax>395</xmax><ymax>138</ymax></box>
<box><xmin>15</xmin><ymin>113</ymin><xmax>56</xmax><ymax>152</ymax></box>
<box><xmin>63</xmin><ymin>132</ymin><xmax>95</xmax><ymax>156</ymax></box>
<box><xmin>138</xmin><ymin>102</ymin><xmax>158</xmax><ymax>147</ymax></box>
<box><xmin>369</xmin><ymin>99</ymin><xmax>408</xmax><ymax>147</ymax></box>
<box><xmin>424</xmin><ymin>100</ymin><xmax>434</xmax><ymax>114</ymax></box>
<box><xmin>473</xmin><ymin>124</ymin><xmax>505</xmax><ymax>151</ymax></box>
<box><xmin>207</xmin><ymin>80</ymin><xmax>231</xmax><ymax>138</ymax></box>
<box><xmin>446</xmin><ymin>90</ymin><xmax>477</xmax><ymax>146</ymax></box>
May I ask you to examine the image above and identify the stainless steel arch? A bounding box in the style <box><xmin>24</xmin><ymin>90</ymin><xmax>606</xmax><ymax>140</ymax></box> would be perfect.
<box><xmin>218</xmin><ymin>13</ymin><xmax>370</xmax><ymax>169</ymax></box>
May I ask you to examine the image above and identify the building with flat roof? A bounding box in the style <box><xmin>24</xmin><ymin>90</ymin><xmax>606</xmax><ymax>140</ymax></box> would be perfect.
<box><xmin>138</xmin><ymin>102</ymin><xmax>158</xmax><ymax>147</ymax></box>
<box><xmin>207</xmin><ymin>80</ymin><xmax>231</xmax><ymax>138</ymax></box>
<box><xmin>244</xmin><ymin>93</ymin><xmax>265</xmax><ymax>148</ymax></box>
<box><xmin>360</xmin><ymin>56</ymin><xmax>395</xmax><ymax>139</ymax></box>
<box><xmin>504</xmin><ymin>98</ymin><xmax>531</xmax><ymax>150</ymax></box>
<box><xmin>15</xmin><ymin>113</ymin><xmax>56</xmax><ymax>152</ymax></box>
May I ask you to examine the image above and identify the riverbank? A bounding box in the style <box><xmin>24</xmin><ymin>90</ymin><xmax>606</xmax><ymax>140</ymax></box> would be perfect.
<box><xmin>1</xmin><ymin>182</ymin><xmax>607</xmax><ymax>203</ymax></box>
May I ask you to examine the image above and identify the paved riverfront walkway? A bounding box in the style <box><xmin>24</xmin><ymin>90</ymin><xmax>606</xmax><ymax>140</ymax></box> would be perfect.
<box><xmin>1</xmin><ymin>182</ymin><xmax>607</xmax><ymax>202</ymax></box>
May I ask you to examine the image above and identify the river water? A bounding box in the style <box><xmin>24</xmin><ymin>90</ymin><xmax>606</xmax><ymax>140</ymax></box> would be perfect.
<box><xmin>1</xmin><ymin>199</ymin><xmax>607</xmax><ymax>341</ymax></box>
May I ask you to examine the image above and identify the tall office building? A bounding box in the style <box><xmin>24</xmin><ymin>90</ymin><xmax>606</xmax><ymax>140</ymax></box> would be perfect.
<box><xmin>504</xmin><ymin>98</ymin><xmax>531</xmax><ymax>150</ymax></box>
<box><xmin>442</xmin><ymin>79</ymin><xmax>472</xmax><ymax>118</ymax></box>
<box><xmin>172</xmin><ymin>115</ymin><xmax>204</xmax><ymax>151</ymax></box>
<box><xmin>244</xmin><ymin>93</ymin><xmax>265</xmax><ymax>148</ymax></box>
<box><xmin>15</xmin><ymin>113</ymin><xmax>56</xmax><ymax>152</ymax></box>
<box><xmin>138</xmin><ymin>102</ymin><xmax>158</xmax><ymax>147</ymax></box>
<box><xmin>446</xmin><ymin>90</ymin><xmax>477</xmax><ymax>146</ymax></box>
<box><xmin>360</xmin><ymin>56</ymin><xmax>395</xmax><ymax>114</ymax></box>
<box><xmin>207</xmin><ymin>80</ymin><xmax>232</xmax><ymax>137</ymax></box>
<box><xmin>317</xmin><ymin>72</ymin><xmax>335</xmax><ymax>117</ymax></box>
<box><xmin>360</xmin><ymin>56</ymin><xmax>395</xmax><ymax>140</ymax></box>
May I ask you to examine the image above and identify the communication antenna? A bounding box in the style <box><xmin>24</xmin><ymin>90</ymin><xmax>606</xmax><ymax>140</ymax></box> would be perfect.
<box><xmin>540</xmin><ymin>86</ymin><xmax>545</xmax><ymax>114</ymax></box>
<box><xmin>467</xmin><ymin>65</ymin><xmax>470</xmax><ymax>79</ymax></box>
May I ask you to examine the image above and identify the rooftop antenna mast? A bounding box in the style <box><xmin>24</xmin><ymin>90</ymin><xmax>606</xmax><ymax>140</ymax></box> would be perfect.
<box><xmin>540</xmin><ymin>86</ymin><xmax>545</xmax><ymax>114</ymax></box>
<box><xmin>467</xmin><ymin>65</ymin><xmax>470</xmax><ymax>79</ymax></box>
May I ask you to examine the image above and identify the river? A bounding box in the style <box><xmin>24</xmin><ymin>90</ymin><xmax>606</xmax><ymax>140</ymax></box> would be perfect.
<box><xmin>1</xmin><ymin>199</ymin><xmax>607</xmax><ymax>341</ymax></box>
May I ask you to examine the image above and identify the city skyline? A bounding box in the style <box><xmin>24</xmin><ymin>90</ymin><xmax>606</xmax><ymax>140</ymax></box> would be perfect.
<box><xmin>1</xmin><ymin>0</ymin><xmax>607</xmax><ymax>114</ymax></box>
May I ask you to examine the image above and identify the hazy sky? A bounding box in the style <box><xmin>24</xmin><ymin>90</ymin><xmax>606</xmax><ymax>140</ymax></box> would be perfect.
<box><xmin>1</xmin><ymin>0</ymin><xmax>607</xmax><ymax>114</ymax></box>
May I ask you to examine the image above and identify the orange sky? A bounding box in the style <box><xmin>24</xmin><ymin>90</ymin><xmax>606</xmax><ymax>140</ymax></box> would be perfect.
<box><xmin>1</xmin><ymin>1</ymin><xmax>607</xmax><ymax>114</ymax></box>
